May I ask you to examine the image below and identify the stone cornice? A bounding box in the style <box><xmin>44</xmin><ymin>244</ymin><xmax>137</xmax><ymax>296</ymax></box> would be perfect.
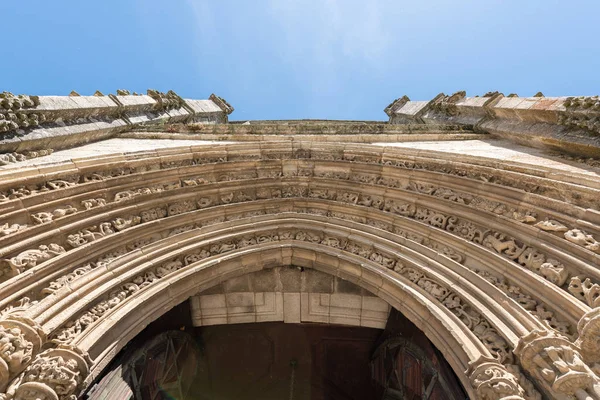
<box><xmin>387</xmin><ymin>91</ymin><xmax>600</xmax><ymax>157</ymax></box>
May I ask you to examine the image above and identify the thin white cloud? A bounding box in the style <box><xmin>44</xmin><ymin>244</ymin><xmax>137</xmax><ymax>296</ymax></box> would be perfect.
<box><xmin>268</xmin><ymin>0</ymin><xmax>390</xmax><ymax>64</ymax></box>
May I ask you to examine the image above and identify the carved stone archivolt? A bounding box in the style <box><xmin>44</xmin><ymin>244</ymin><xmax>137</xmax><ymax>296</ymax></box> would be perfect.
<box><xmin>0</xmin><ymin>193</ymin><xmax>579</xmax><ymax>355</ymax></box>
<box><xmin>46</xmin><ymin>225</ymin><xmax>515</xmax><ymax>376</ymax></box>
<box><xmin>0</xmin><ymin>140</ymin><xmax>599</xmax><ymax>399</ymax></box>
<box><xmin>3</xmin><ymin>176</ymin><xmax>594</xmax><ymax>312</ymax></box>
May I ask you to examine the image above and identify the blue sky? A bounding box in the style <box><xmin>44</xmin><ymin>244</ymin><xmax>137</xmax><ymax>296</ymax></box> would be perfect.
<box><xmin>1</xmin><ymin>1</ymin><xmax>599</xmax><ymax>120</ymax></box>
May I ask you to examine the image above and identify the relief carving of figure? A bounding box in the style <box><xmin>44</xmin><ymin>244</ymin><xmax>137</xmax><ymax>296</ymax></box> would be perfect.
<box><xmin>0</xmin><ymin>223</ymin><xmax>25</xmax><ymax>237</ymax></box>
<box><xmin>32</xmin><ymin>205</ymin><xmax>77</xmax><ymax>224</ymax></box>
<box><xmin>1</xmin><ymin>244</ymin><xmax>66</xmax><ymax>276</ymax></box>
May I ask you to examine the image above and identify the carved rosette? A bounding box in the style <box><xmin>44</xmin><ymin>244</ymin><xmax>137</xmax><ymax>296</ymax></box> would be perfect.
<box><xmin>515</xmin><ymin>330</ymin><xmax>600</xmax><ymax>399</ymax></box>
<box><xmin>467</xmin><ymin>356</ymin><xmax>526</xmax><ymax>400</ymax></box>
<box><xmin>576</xmin><ymin>308</ymin><xmax>600</xmax><ymax>364</ymax></box>
<box><xmin>0</xmin><ymin>318</ymin><xmax>44</xmax><ymax>393</ymax></box>
<box><xmin>3</xmin><ymin>347</ymin><xmax>89</xmax><ymax>400</ymax></box>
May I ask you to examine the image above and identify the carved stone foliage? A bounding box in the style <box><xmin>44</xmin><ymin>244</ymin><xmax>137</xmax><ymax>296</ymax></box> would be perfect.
<box><xmin>468</xmin><ymin>356</ymin><xmax>537</xmax><ymax>400</ymax></box>
<box><xmin>46</xmin><ymin>225</ymin><xmax>513</xmax><ymax>370</ymax></box>
<box><xmin>482</xmin><ymin>232</ymin><xmax>569</xmax><ymax>287</ymax></box>
<box><xmin>535</xmin><ymin>219</ymin><xmax>568</xmax><ymax>232</ymax></box>
<box><xmin>559</xmin><ymin>96</ymin><xmax>600</xmax><ymax>135</ymax></box>
<box><xmin>0</xmin><ymin>93</ymin><xmax>42</xmax><ymax>134</ymax></box>
<box><xmin>0</xmin><ymin>319</ymin><xmax>44</xmax><ymax>393</ymax></box>
<box><xmin>0</xmin><ymin>176</ymin><xmax>79</xmax><ymax>204</ymax></box>
<box><xmin>515</xmin><ymin>330</ymin><xmax>600</xmax><ymax>399</ymax></box>
<box><xmin>0</xmin><ymin>245</ymin><xmax>65</xmax><ymax>278</ymax></box>
<box><xmin>394</xmin><ymin>265</ymin><xmax>512</xmax><ymax>365</ymax></box>
<box><xmin>576</xmin><ymin>308</ymin><xmax>600</xmax><ymax>365</ymax></box>
<box><xmin>3</xmin><ymin>179</ymin><xmax>595</xmax><ymax>314</ymax></box>
<box><xmin>32</xmin><ymin>206</ymin><xmax>77</xmax><ymax>225</ymax></box>
<box><xmin>80</xmin><ymin>198</ymin><xmax>106</xmax><ymax>211</ymax></box>
<box><xmin>0</xmin><ymin>150</ymin><xmax>53</xmax><ymax>166</ymax></box>
<box><xmin>569</xmin><ymin>277</ymin><xmax>600</xmax><ymax>308</ymax></box>
<box><xmin>50</xmin><ymin>260</ymin><xmax>184</xmax><ymax>345</ymax></box>
<box><xmin>2</xmin><ymin>347</ymin><xmax>89</xmax><ymax>400</ymax></box>
<box><xmin>0</xmin><ymin>224</ymin><xmax>26</xmax><ymax>238</ymax></box>
<box><xmin>0</xmin><ymin>299</ymin><xmax>38</xmax><ymax>319</ymax></box>
<box><xmin>477</xmin><ymin>270</ymin><xmax>572</xmax><ymax>337</ymax></box>
<box><xmin>40</xmin><ymin>248</ymin><xmax>129</xmax><ymax>297</ymax></box>
<box><xmin>1</xmin><ymin>146</ymin><xmax>597</xmax><ymax>215</ymax></box>
<box><xmin>564</xmin><ymin>229</ymin><xmax>600</xmax><ymax>254</ymax></box>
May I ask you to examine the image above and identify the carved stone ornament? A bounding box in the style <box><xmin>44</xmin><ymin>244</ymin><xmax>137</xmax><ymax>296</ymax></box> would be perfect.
<box><xmin>0</xmin><ymin>245</ymin><xmax>66</xmax><ymax>278</ymax></box>
<box><xmin>0</xmin><ymin>318</ymin><xmax>44</xmax><ymax>393</ymax></box>
<box><xmin>534</xmin><ymin>219</ymin><xmax>568</xmax><ymax>232</ymax></box>
<box><xmin>2</xmin><ymin>347</ymin><xmax>89</xmax><ymax>400</ymax></box>
<box><xmin>515</xmin><ymin>330</ymin><xmax>600</xmax><ymax>399</ymax></box>
<box><xmin>576</xmin><ymin>308</ymin><xmax>600</xmax><ymax>364</ymax></box>
<box><xmin>564</xmin><ymin>229</ymin><xmax>600</xmax><ymax>254</ymax></box>
<box><xmin>467</xmin><ymin>356</ymin><xmax>526</xmax><ymax>400</ymax></box>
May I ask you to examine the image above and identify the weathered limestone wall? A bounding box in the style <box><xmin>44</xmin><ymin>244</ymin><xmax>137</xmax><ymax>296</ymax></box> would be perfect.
<box><xmin>387</xmin><ymin>91</ymin><xmax>600</xmax><ymax>157</ymax></box>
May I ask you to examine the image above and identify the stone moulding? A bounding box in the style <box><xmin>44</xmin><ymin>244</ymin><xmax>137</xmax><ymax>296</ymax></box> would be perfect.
<box><xmin>388</xmin><ymin>91</ymin><xmax>600</xmax><ymax>157</ymax></box>
<box><xmin>0</xmin><ymin>138</ymin><xmax>598</xmax><ymax>398</ymax></box>
<box><xmin>0</xmin><ymin>172</ymin><xmax>596</xmax><ymax>321</ymax></box>
<box><xmin>0</xmin><ymin>90</ymin><xmax>232</xmax><ymax>155</ymax></box>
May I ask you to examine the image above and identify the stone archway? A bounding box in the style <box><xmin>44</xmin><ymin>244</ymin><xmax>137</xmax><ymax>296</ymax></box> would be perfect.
<box><xmin>0</xmin><ymin>99</ymin><xmax>598</xmax><ymax>399</ymax></box>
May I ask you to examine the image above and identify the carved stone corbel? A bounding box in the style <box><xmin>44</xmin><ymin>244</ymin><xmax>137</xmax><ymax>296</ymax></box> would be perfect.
<box><xmin>0</xmin><ymin>317</ymin><xmax>45</xmax><ymax>393</ymax></box>
<box><xmin>467</xmin><ymin>356</ymin><xmax>526</xmax><ymax>400</ymax></box>
<box><xmin>515</xmin><ymin>330</ymin><xmax>600</xmax><ymax>399</ymax></box>
<box><xmin>2</xmin><ymin>346</ymin><xmax>89</xmax><ymax>400</ymax></box>
<box><xmin>576</xmin><ymin>308</ymin><xmax>600</xmax><ymax>365</ymax></box>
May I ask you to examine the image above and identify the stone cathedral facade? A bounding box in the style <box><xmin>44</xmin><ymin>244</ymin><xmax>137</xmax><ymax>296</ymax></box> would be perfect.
<box><xmin>0</xmin><ymin>89</ymin><xmax>599</xmax><ymax>399</ymax></box>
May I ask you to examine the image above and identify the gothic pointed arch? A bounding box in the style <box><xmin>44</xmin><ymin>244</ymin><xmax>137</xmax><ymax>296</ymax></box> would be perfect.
<box><xmin>0</xmin><ymin>90</ymin><xmax>599</xmax><ymax>399</ymax></box>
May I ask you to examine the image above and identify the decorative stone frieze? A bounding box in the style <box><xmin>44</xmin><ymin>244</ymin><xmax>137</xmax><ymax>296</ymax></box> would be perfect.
<box><xmin>50</xmin><ymin>259</ymin><xmax>184</xmax><ymax>345</ymax></box>
<box><xmin>0</xmin><ymin>245</ymin><xmax>66</xmax><ymax>279</ymax></box>
<box><xmin>3</xmin><ymin>145</ymin><xmax>599</xmax><ymax>215</ymax></box>
<box><xmin>80</xmin><ymin>198</ymin><xmax>106</xmax><ymax>211</ymax></box>
<box><xmin>515</xmin><ymin>330</ymin><xmax>600</xmax><ymax>399</ymax></box>
<box><xmin>2</xmin><ymin>346</ymin><xmax>89</xmax><ymax>400</ymax></box>
<box><xmin>2</xmin><ymin>177</ymin><xmax>594</xmax><ymax>319</ymax></box>
<box><xmin>48</xmin><ymin>226</ymin><xmax>513</xmax><ymax>369</ymax></box>
<box><xmin>0</xmin><ymin>93</ymin><xmax>41</xmax><ymax>134</ymax></box>
<box><xmin>477</xmin><ymin>270</ymin><xmax>573</xmax><ymax>337</ymax></box>
<box><xmin>32</xmin><ymin>206</ymin><xmax>78</xmax><ymax>225</ymax></box>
